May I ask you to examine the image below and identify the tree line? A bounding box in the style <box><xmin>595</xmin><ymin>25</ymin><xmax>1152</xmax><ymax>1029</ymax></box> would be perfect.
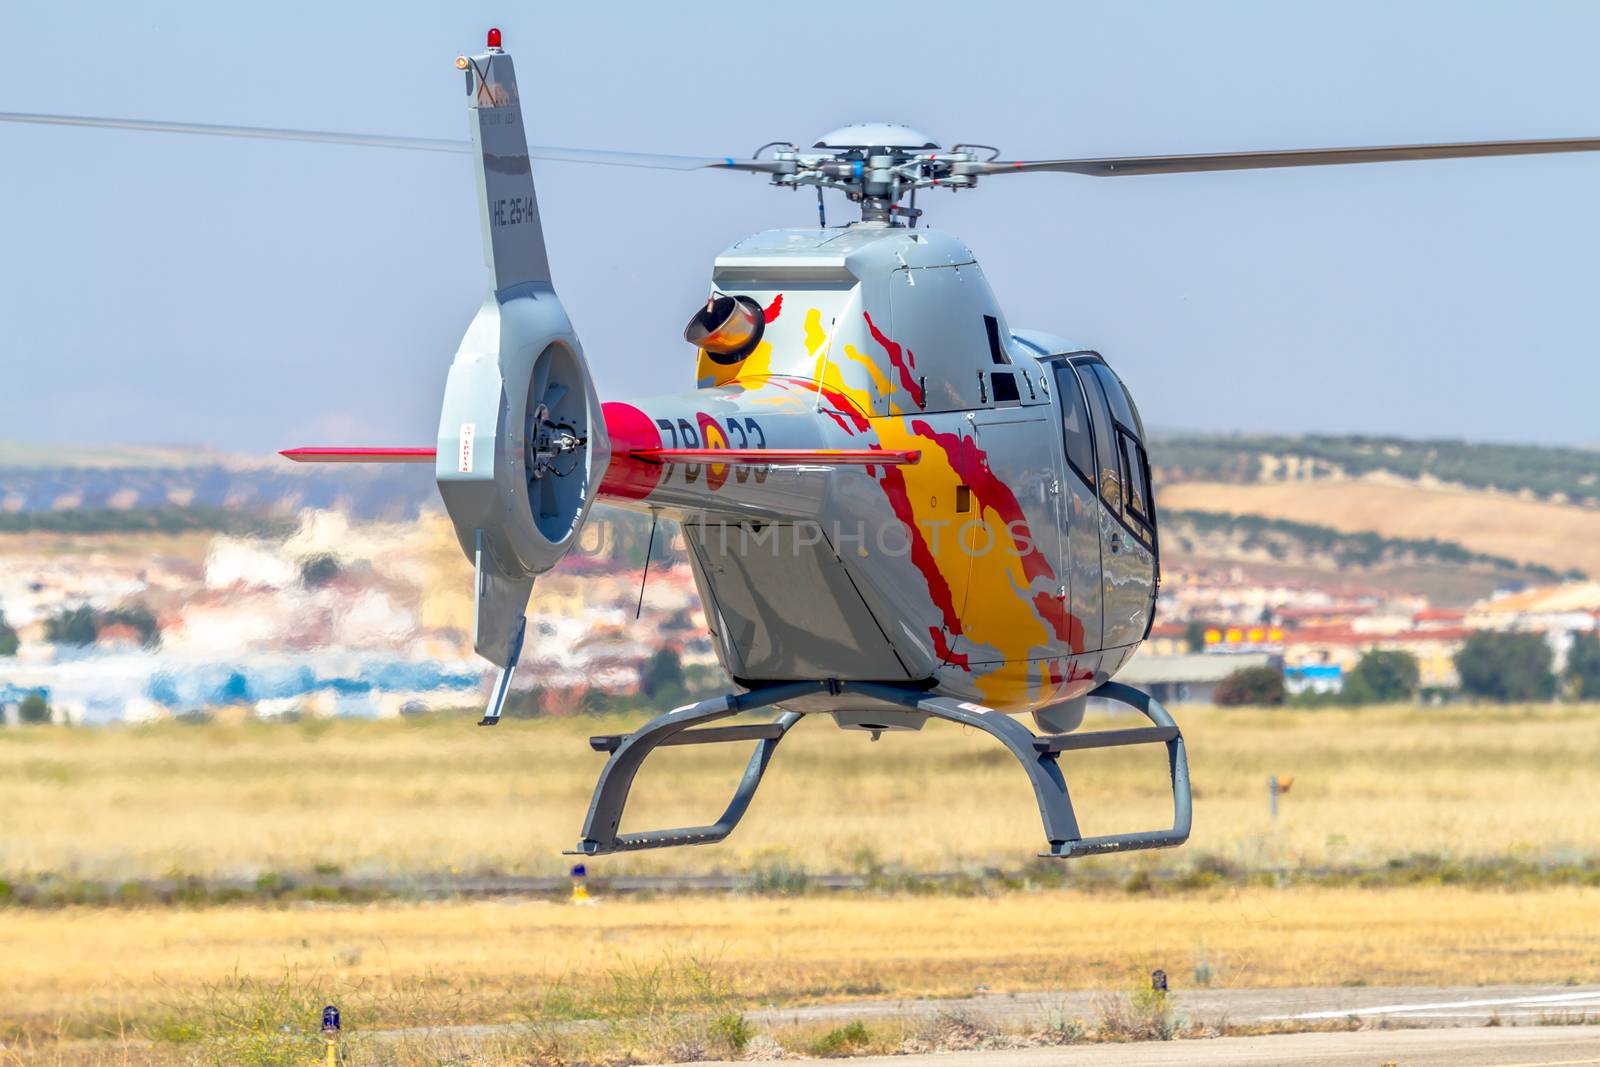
<box><xmin>1214</xmin><ymin>632</ymin><xmax>1600</xmax><ymax>706</ymax></box>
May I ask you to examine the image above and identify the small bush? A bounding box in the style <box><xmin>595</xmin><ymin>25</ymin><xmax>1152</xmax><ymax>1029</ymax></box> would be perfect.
<box><xmin>1095</xmin><ymin>983</ymin><xmax>1179</xmax><ymax>1041</ymax></box>
<box><xmin>810</xmin><ymin>1020</ymin><xmax>873</xmax><ymax>1057</ymax></box>
<box><xmin>748</xmin><ymin>857</ymin><xmax>810</xmax><ymax>895</ymax></box>
<box><xmin>710</xmin><ymin>1010</ymin><xmax>754</xmax><ymax>1054</ymax></box>
<box><xmin>1038</xmin><ymin>1015</ymin><xmax>1087</xmax><ymax>1044</ymax></box>
<box><xmin>1215</xmin><ymin>666</ymin><xmax>1284</xmax><ymax>706</ymax></box>
<box><xmin>1343</xmin><ymin>649</ymin><xmax>1419</xmax><ymax>704</ymax></box>
<box><xmin>17</xmin><ymin>692</ymin><xmax>51</xmax><ymax>725</ymax></box>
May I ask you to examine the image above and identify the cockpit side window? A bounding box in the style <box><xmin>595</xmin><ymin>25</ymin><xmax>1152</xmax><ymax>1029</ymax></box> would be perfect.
<box><xmin>1091</xmin><ymin>362</ymin><xmax>1155</xmax><ymax>535</ymax></box>
<box><xmin>1053</xmin><ymin>365</ymin><xmax>1095</xmax><ymax>488</ymax></box>
<box><xmin>1121</xmin><ymin>430</ymin><xmax>1152</xmax><ymax>527</ymax></box>
<box><xmin>1092</xmin><ymin>364</ymin><xmax>1139</xmax><ymax>437</ymax></box>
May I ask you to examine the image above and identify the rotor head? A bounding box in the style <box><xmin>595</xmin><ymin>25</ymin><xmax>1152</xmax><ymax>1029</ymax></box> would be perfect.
<box><xmin>812</xmin><ymin>123</ymin><xmax>941</xmax><ymax>151</ymax></box>
<box><xmin>752</xmin><ymin>123</ymin><xmax>1002</xmax><ymax>224</ymax></box>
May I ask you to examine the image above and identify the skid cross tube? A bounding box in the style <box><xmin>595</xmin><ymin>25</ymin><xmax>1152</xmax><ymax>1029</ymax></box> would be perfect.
<box><xmin>843</xmin><ymin>683</ymin><xmax>1084</xmax><ymax>844</ymax></box>
<box><xmin>568</xmin><ymin>681</ymin><xmax>818</xmax><ymax>855</ymax></box>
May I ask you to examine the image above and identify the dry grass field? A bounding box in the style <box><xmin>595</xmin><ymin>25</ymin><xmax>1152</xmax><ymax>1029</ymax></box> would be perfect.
<box><xmin>1159</xmin><ymin>478</ymin><xmax>1600</xmax><ymax>575</ymax></box>
<box><xmin>2</xmin><ymin>703</ymin><xmax>1597</xmax><ymax>882</ymax></box>
<box><xmin>5</xmin><ymin>886</ymin><xmax>1599</xmax><ymax>1063</ymax></box>
<box><xmin>4</xmin><ymin>704</ymin><xmax>1599</xmax><ymax>1064</ymax></box>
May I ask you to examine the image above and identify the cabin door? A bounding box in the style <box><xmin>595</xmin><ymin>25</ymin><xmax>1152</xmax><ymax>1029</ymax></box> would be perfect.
<box><xmin>1051</xmin><ymin>363</ymin><xmax>1104</xmax><ymax>653</ymax></box>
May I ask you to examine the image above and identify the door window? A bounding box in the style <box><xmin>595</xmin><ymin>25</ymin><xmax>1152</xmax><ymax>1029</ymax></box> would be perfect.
<box><xmin>1076</xmin><ymin>365</ymin><xmax>1122</xmax><ymax>514</ymax></box>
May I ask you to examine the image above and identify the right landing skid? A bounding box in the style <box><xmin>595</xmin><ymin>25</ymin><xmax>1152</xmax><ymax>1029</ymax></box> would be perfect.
<box><xmin>566</xmin><ymin>679</ymin><xmax>1190</xmax><ymax>860</ymax></box>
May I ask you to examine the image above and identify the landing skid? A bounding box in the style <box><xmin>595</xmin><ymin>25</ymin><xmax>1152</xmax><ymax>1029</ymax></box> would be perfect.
<box><xmin>565</xmin><ymin>679</ymin><xmax>1190</xmax><ymax>859</ymax></box>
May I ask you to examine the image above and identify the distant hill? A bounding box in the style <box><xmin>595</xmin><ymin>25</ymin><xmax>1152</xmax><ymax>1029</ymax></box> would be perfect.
<box><xmin>1150</xmin><ymin>433</ymin><xmax>1600</xmax><ymax>506</ymax></box>
<box><xmin>1167</xmin><ymin>509</ymin><xmax>1570</xmax><ymax>581</ymax></box>
<box><xmin>1150</xmin><ymin>434</ymin><xmax>1600</xmax><ymax>579</ymax></box>
<box><xmin>1159</xmin><ymin>478</ymin><xmax>1600</xmax><ymax>580</ymax></box>
<box><xmin>0</xmin><ymin>443</ymin><xmax>436</xmax><ymax>520</ymax></box>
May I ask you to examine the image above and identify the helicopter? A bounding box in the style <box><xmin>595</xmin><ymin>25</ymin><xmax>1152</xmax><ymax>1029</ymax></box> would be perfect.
<box><xmin>8</xmin><ymin>30</ymin><xmax>1599</xmax><ymax>860</ymax></box>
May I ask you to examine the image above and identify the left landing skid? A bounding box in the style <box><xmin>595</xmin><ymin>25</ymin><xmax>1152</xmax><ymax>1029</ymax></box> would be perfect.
<box><xmin>566</xmin><ymin>681</ymin><xmax>815</xmax><ymax>855</ymax></box>
<box><xmin>561</xmin><ymin>679</ymin><xmax>1191</xmax><ymax>859</ymax></box>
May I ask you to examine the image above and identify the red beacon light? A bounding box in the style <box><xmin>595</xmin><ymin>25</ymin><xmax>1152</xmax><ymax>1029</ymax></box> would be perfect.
<box><xmin>487</xmin><ymin>27</ymin><xmax>502</xmax><ymax>49</ymax></box>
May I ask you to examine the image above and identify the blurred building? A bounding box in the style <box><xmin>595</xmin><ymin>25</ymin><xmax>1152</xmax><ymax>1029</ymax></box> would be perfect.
<box><xmin>1113</xmin><ymin>650</ymin><xmax>1279</xmax><ymax>705</ymax></box>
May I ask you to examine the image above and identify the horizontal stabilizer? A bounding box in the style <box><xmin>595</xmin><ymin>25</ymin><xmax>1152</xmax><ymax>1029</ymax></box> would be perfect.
<box><xmin>630</xmin><ymin>448</ymin><xmax>920</xmax><ymax>466</ymax></box>
<box><xmin>280</xmin><ymin>447</ymin><xmax>436</xmax><ymax>463</ymax></box>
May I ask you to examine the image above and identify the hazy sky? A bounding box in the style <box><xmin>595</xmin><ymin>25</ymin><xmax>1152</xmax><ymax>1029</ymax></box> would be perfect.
<box><xmin>3</xmin><ymin>2</ymin><xmax>1598</xmax><ymax>453</ymax></box>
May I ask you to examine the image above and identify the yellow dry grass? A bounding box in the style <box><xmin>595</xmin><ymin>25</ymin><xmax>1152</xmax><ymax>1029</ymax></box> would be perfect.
<box><xmin>1159</xmin><ymin>478</ymin><xmax>1600</xmax><ymax>575</ymax></box>
<box><xmin>4</xmin><ymin>887</ymin><xmax>1598</xmax><ymax>1039</ymax></box>
<box><xmin>1</xmin><ymin>703</ymin><xmax>1597</xmax><ymax>881</ymax></box>
<box><xmin>4</xmin><ymin>705</ymin><xmax>1599</xmax><ymax>1060</ymax></box>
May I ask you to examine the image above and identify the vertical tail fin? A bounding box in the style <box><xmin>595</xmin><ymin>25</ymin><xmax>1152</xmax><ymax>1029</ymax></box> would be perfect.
<box><xmin>437</xmin><ymin>33</ymin><xmax>609</xmax><ymax>676</ymax></box>
<box><xmin>461</xmin><ymin>40</ymin><xmax>551</xmax><ymax>291</ymax></box>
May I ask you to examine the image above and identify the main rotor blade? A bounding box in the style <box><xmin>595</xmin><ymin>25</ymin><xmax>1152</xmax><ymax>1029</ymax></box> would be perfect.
<box><xmin>964</xmin><ymin>137</ymin><xmax>1600</xmax><ymax>177</ymax></box>
<box><xmin>525</xmin><ymin>145</ymin><xmax>781</xmax><ymax>172</ymax></box>
<box><xmin>0</xmin><ymin>111</ymin><xmax>781</xmax><ymax>171</ymax></box>
<box><xmin>0</xmin><ymin>111</ymin><xmax>471</xmax><ymax>154</ymax></box>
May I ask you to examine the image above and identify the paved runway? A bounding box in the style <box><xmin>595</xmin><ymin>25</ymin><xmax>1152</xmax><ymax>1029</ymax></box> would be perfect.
<box><xmin>745</xmin><ymin>983</ymin><xmax>1600</xmax><ymax>1031</ymax></box>
<box><xmin>685</xmin><ymin>985</ymin><xmax>1600</xmax><ymax>1066</ymax></box>
<box><xmin>683</xmin><ymin>1025</ymin><xmax>1600</xmax><ymax>1065</ymax></box>
<box><xmin>375</xmin><ymin>984</ymin><xmax>1599</xmax><ymax>1061</ymax></box>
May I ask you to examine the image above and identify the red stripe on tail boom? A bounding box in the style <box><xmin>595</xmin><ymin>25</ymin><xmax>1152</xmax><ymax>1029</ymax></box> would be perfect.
<box><xmin>630</xmin><ymin>448</ymin><xmax>919</xmax><ymax>466</ymax></box>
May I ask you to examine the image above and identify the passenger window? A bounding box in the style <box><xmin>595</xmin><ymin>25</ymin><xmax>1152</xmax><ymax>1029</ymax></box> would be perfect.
<box><xmin>1121</xmin><ymin>430</ymin><xmax>1152</xmax><ymax>528</ymax></box>
<box><xmin>1076</xmin><ymin>364</ymin><xmax>1122</xmax><ymax>513</ymax></box>
<box><xmin>1053</xmin><ymin>365</ymin><xmax>1095</xmax><ymax>487</ymax></box>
